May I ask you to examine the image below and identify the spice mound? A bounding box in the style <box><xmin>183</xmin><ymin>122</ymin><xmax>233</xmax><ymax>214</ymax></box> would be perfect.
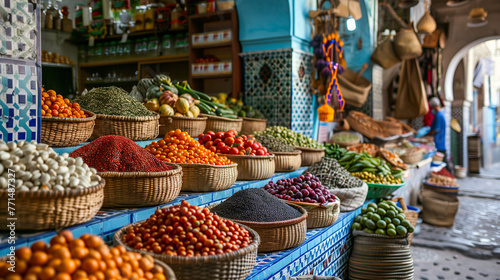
<box><xmin>75</xmin><ymin>86</ymin><xmax>156</xmax><ymax>117</ymax></box>
<box><xmin>211</xmin><ymin>188</ymin><xmax>303</xmax><ymax>223</ymax></box>
<box><xmin>254</xmin><ymin>134</ymin><xmax>296</xmax><ymax>153</ymax></box>
<box><xmin>307</xmin><ymin>157</ymin><xmax>364</xmax><ymax>189</ymax></box>
<box><xmin>69</xmin><ymin>135</ymin><xmax>173</xmax><ymax>172</ymax></box>
<box><xmin>145</xmin><ymin>129</ymin><xmax>233</xmax><ymax>165</ymax></box>
<box><xmin>122</xmin><ymin>200</ymin><xmax>253</xmax><ymax>256</ymax></box>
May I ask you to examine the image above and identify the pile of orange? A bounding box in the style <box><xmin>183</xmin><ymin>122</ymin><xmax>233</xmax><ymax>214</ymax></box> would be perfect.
<box><xmin>0</xmin><ymin>231</ymin><xmax>169</xmax><ymax>280</ymax></box>
<box><xmin>145</xmin><ymin>129</ymin><xmax>233</xmax><ymax>165</ymax></box>
<box><xmin>41</xmin><ymin>89</ymin><xmax>88</xmax><ymax>118</ymax></box>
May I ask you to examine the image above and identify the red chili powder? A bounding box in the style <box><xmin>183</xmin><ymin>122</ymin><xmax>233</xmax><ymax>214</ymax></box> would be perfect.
<box><xmin>70</xmin><ymin>135</ymin><xmax>173</xmax><ymax>172</ymax></box>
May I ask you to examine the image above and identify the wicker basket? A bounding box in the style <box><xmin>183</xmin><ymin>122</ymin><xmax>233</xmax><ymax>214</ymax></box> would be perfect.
<box><xmin>392</xmin><ymin>197</ymin><xmax>419</xmax><ymax>246</ymax></box>
<box><xmin>239</xmin><ymin>117</ymin><xmax>267</xmax><ymax>135</ymax></box>
<box><xmin>177</xmin><ymin>163</ymin><xmax>238</xmax><ymax>191</ymax></box>
<box><xmin>347</xmin><ymin>111</ymin><xmax>389</xmax><ymax>139</ymax></box>
<box><xmin>0</xmin><ymin>180</ymin><xmax>105</xmax><ymax>231</ymax></box>
<box><xmin>92</xmin><ymin>113</ymin><xmax>160</xmax><ymax>141</ymax></box>
<box><xmin>330</xmin><ymin>132</ymin><xmax>361</xmax><ymax>147</ymax></box>
<box><xmin>272</xmin><ymin>151</ymin><xmax>302</xmax><ymax>172</ymax></box>
<box><xmin>223</xmin><ymin>204</ymin><xmax>308</xmax><ymax>253</ymax></box>
<box><xmin>114</xmin><ymin>222</ymin><xmax>260</xmax><ymax>280</ymax></box>
<box><xmin>159</xmin><ymin>115</ymin><xmax>207</xmax><ymax>138</ymax></box>
<box><xmin>295</xmin><ymin>147</ymin><xmax>325</xmax><ymax>166</ymax></box>
<box><xmin>99</xmin><ymin>164</ymin><xmax>182</xmax><ymax>208</ymax></box>
<box><xmin>225</xmin><ymin>154</ymin><xmax>275</xmax><ymax>180</ymax></box>
<box><xmin>154</xmin><ymin>260</ymin><xmax>177</xmax><ymax>280</ymax></box>
<box><xmin>420</xmin><ymin>189</ymin><xmax>459</xmax><ymax>227</ymax></box>
<box><xmin>202</xmin><ymin>114</ymin><xmax>243</xmax><ymax>134</ymax></box>
<box><xmin>385</xmin><ymin>117</ymin><xmax>417</xmax><ymax>134</ymax></box>
<box><xmin>287</xmin><ymin>197</ymin><xmax>340</xmax><ymax>229</ymax></box>
<box><xmin>400</xmin><ymin>149</ymin><xmax>424</xmax><ymax>164</ymax></box>
<box><xmin>41</xmin><ymin>110</ymin><xmax>96</xmax><ymax>147</ymax></box>
<box><xmin>378</xmin><ymin>121</ymin><xmax>403</xmax><ymax>136</ymax></box>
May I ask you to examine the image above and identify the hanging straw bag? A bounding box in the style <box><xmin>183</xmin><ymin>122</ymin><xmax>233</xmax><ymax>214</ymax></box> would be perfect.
<box><xmin>371</xmin><ymin>36</ymin><xmax>401</xmax><ymax>69</ymax></box>
<box><xmin>394</xmin><ymin>59</ymin><xmax>429</xmax><ymax>119</ymax></box>
<box><xmin>394</xmin><ymin>27</ymin><xmax>422</xmax><ymax>60</ymax></box>
<box><xmin>417</xmin><ymin>11</ymin><xmax>437</xmax><ymax>34</ymax></box>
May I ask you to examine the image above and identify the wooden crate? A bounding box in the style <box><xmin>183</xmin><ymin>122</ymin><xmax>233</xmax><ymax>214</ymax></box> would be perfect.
<box><xmin>468</xmin><ymin>156</ymin><xmax>481</xmax><ymax>174</ymax></box>
<box><xmin>468</xmin><ymin>135</ymin><xmax>481</xmax><ymax>157</ymax></box>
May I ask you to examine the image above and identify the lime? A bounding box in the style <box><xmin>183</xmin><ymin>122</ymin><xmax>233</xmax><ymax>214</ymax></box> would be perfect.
<box><xmin>392</xmin><ymin>218</ymin><xmax>401</xmax><ymax>226</ymax></box>
<box><xmin>366</xmin><ymin>212</ymin><xmax>373</xmax><ymax>219</ymax></box>
<box><xmin>396</xmin><ymin>207</ymin><xmax>403</xmax><ymax>214</ymax></box>
<box><xmin>387</xmin><ymin>228</ymin><xmax>397</xmax><ymax>236</ymax></box>
<box><xmin>378</xmin><ymin>203</ymin><xmax>390</xmax><ymax>211</ymax></box>
<box><xmin>368</xmin><ymin>202</ymin><xmax>378</xmax><ymax>209</ymax></box>
<box><xmin>363</xmin><ymin>228</ymin><xmax>374</xmax><ymax>234</ymax></box>
<box><xmin>407</xmin><ymin>225</ymin><xmax>415</xmax><ymax>233</ymax></box>
<box><xmin>361</xmin><ymin>217</ymin><xmax>369</xmax><ymax>226</ymax></box>
<box><xmin>377</xmin><ymin>208</ymin><xmax>387</xmax><ymax>217</ymax></box>
<box><xmin>401</xmin><ymin>220</ymin><xmax>411</xmax><ymax>229</ymax></box>
<box><xmin>351</xmin><ymin>222</ymin><xmax>362</xmax><ymax>231</ymax></box>
<box><xmin>354</xmin><ymin>215</ymin><xmax>362</xmax><ymax>223</ymax></box>
<box><xmin>386</xmin><ymin>210</ymin><xmax>396</xmax><ymax>219</ymax></box>
<box><xmin>366</xmin><ymin>219</ymin><xmax>377</xmax><ymax>230</ymax></box>
<box><xmin>367</xmin><ymin>207</ymin><xmax>376</xmax><ymax>213</ymax></box>
<box><xmin>387</xmin><ymin>223</ymin><xmax>396</xmax><ymax>230</ymax></box>
<box><xmin>384</xmin><ymin>217</ymin><xmax>392</xmax><ymax>224</ymax></box>
<box><xmin>370</xmin><ymin>213</ymin><xmax>381</xmax><ymax>222</ymax></box>
<box><xmin>397</xmin><ymin>213</ymin><xmax>406</xmax><ymax>221</ymax></box>
<box><xmin>375</xmin><ymin>229</ymin><xmax>386</xmax><ymax>235</ymax></box>
<box><xmin>376</xmin><ymin>220</ymin><xmax>387</xmax><ymax>229</ymax></box>
<box><xmin>361</xmin><ymin>208</ymin><xmax>368</xmax><ymax>214</ymax></box>
<box><xmin>396</xmin><ymin>225</ymin><xmax>408</xmax><ymax>235</ymax></box>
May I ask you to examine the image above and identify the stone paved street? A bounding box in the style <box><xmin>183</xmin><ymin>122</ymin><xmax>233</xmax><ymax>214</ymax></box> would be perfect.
<box><xmin>411</xmin><ymin>175</ymin><xmax>500</xmax><ymax>279</ymax></box>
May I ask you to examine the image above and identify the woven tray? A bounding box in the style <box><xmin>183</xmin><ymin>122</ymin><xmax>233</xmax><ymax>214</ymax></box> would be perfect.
<box><xmin>400</xmin><ymin>148</ymin><xmax>424</xmax><ymax>164</ymax></box>
<box><xmin>385</xmin><ymin>117</ymin><xmax>417</xmax><ymax>134</ymax></box>
<box><xmin>202</xmin><ymin>114</ymin><xmax>243</xmax><ymax>134</ymax></box>
<box><xmin>114</xmin><ymin>222</ymin><xmax>260</xmax><ymax>280</ymax></box>
<box><xmin>177</xmin><ymin>163</ymin><xmax>238</xmax><ymax>191</ymax></box>
<box><xmin>91</xmin><ymin>113</ymin><xmax>160</xmax><ymax>141</ymax></box>
<box><xmin>366</xmin><ymin>181</ymin><xmax>406</xmax><ymax>199</ymax></box>
<box><xmin>159</xmin><ymin>115</ymin><xmax>207</xmax><ymax>138</ymax></box>
<box><xmin>41</xmin><ymin>110</ymin><xmax>96</xmax><ymax>147</ymax></box>
<box><xmin>287</xmin><ymin>197</ymin><xmax>341</xmax><ymax>229</ymax></box>
<box><xmin>392</xmin><ymin>197</ymin><xmax>418</xmax><ymax>246</ymax></box>
<box><xmin>225</xmin><ymin>154</ymin><xmax>275</xmax><ymax>180</ymax></box>
<box><xmin>0</xmin><ymin>180</ymin><xmax>105</xmax><ymax>230</ymax></box>
<box><xmin>347</xmin><ymin>111</ymin><xmax>389</xmax><ymax>139</ymax></box>
<box><xmin>378</xmin><ymin>121</ymin><xmax>403</xmax><ymax>136</ymax></box>
<box><xmin>295</xmin><ymin>147</ymin><xmax>325</xmax><ymax>166</ymax></box>
<box><xmin>239</xmin><ymin>117</ymin><xmax>267</xmax><ymax>135</ymax></box>
<box><xmin>272</xmin><ymin>151</ymin><xmax>302</xmax><ymax>172</ymax></box>
<box><xmin>99</xmin><ymin>164</ymin><xmax>182</xmax><ymax>208</ymax></box>
<box><xmin>379</xmin><ymin>148</ymin><xmax>408</xmax><ymax>170</ymax></box>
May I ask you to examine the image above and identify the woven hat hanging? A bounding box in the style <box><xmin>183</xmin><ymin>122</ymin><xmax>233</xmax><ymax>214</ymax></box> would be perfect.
<box><xmin>467</xmin><ymin>7</ymin><xmax>488</xmax><ymax>27</ymax></box>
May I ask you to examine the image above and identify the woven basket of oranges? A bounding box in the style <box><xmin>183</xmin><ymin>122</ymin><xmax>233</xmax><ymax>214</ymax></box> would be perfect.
<box><xmin>41</xmin><ymin>89</ymin><xmax>96</xmax><ymax>147</ymax></box>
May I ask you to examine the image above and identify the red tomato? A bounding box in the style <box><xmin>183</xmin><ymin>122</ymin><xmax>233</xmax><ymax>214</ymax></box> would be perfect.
<box><xmin>202</xmin><ymin>135</ymin><xmax>212</xmax><ymax>142</ymax></box>
<box><xmin>249</xmin><ymin>152</ymin><xmax>256</xmax><ymax>156</ymax></box>
<box><xmin>239</xmin><ymin>151</ymin><xmax>246</xmax><ymax>155</ymax></box>
<box><xmin>235</xmin><ymin>138</ymin><xmax>244</xmax><ymax>145</ymax></box>
<box><xmin>205</xmin><ymin>141</ymin><xmax>213</xmax><ymax>148</ymax></box>
<box><xmin>207</xmin><ymin>131</ymin><xmax>216</xmax><ymax>138</ymax></box>
<box><xmin>229</xmin><ymin>147</ymin><xmax>239</xmax><ymax>155</ymax></box>
<box><xmin>237</xmin><ymin>144</ymin><xmax>245</xmax><ymax>151</ymax></box>
<box><xmin>244</xmin><ymin>140</ymin><xmax>254</xmax><ymax>148</ymax></box>
<box><xmin>262</xmin><ymin>147</ymin><xmax>268</xmax><ymax>153</ymax></box>
<box><xmin>215</xmin><ymin>132</ymin><xmax>225</xmax><ymax>139</ymax></box>
<box><xmin>228</xmin><ymin>130</ymin><xmax>237</xmax><ymax>136</ymax></box>
<box><xmin>209</xmin><ymin>146</ymin><xmax>217</xmax><ymax>153</ymax></box>
<box><xmin>224</xmin><ymin>132</ymin><xmax>233</xmax><ymax>138</ymax></box>
<box><xmin>251</xmin><ymin>143</ymin><xmax>262</xmax><ymax>150</ymax></box>
<box><xmin>220</xmin><ymin>146</ymin><xmax>230</xmax><ymax>154</ymax></box>
<box><xmin>198</xmin><ymin>134</ymin><xmax>204</xmax><ymax>140</ymax></box>
<box><xmin>224</xmin><ymin>137</ymin><xmax>235</xmax><ymax>146</ymax></box>
<box><xmin>216</xmin><ymin>141</ymin><xmax>226</xmax><ymax>150</ymax></box>
<box><xmin>213</xmin><ymin>138</ymin><xmax>222</xmax><ymax>145</ymax></box>
<box><xmin>240</xmin><ymin>135</ymin><xmax>247</xmax><ymax>140</ymax></box>
<box><xmin>256</xmin><ymin>149</ymin><xmax>265</xmax><ymax>156</ymax></box>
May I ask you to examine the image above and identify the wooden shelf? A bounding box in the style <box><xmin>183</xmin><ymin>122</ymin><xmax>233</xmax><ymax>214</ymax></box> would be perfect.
<box><xmin>192</xmin><ymin>73</ymin><xmax>232</xmax><ymax>79</ymax></box>
<box><xmin>188</xmin><ymin>10</ymin><xmax>233</xmax><ymax>22</ymax></box>
<box><xmin>191</xmin><ymin>41</ymin><xmax>232</xmax><ymax>49</ymax></box>
<box><xmin>79</xmin><ymin>54</ymin><xmax>189</xmax><ymax>68</ymax></box>
<box><xmin>42</xmin><ymin>62</ymin><xmax>74</xmax><ymax>68</ymax></box>
<box><xmin>70</xmin><ymin>28</ymin><xmax>188</xmax><ymax>44</ymax></box>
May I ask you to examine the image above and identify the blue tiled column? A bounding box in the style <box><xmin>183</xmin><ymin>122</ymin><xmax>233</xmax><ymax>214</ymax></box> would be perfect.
<box><xmin>0</xmin><ymin>0</ymin><xmax>41</xmax><ymax>142</ymax></box>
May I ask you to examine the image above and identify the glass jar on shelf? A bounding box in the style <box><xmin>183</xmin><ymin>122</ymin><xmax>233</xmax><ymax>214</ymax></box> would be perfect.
<box><xmin>103</xmin><ymin>42</ymin><xmax>110</xmax><ymax>60</ymax></box>
<box><xmin>95</xmin><ymin>42</ymin><xmax>103</xmax><ymax>60</ymax></box>
<box><xmin>161</xmin><ymin>34</ymin><xmax>172</xmax><ymax>56</ymax></box>
<box><xmin>123</xmin><ymin>39</ymin><xmax>132</xmax><ymax>58</ymax></box>
<box><xmin>148</xmin><ymin>36</ymin><xmax>159</xmax><ymax>57</ymax></box>
<box><xmin>109</xmin><ymin>41</ymin><xmax>117</xmax><ymax>60</ymax></box>
<box><xmin>174</xmin><ymin>33</ymin><xmax>183</xmax><ymax>55</ymax></box>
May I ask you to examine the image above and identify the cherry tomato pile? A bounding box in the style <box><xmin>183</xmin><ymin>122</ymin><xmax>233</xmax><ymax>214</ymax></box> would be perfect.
<box><xmin>145</xmin><ymin>129</ymin><xmax>233</xmax><ymax>165</ymax></box>
<box><xmin>41</xmin><ymin>89</ymin><xmax>88</xmax><ymax>118</ymax></box>
<box><xmin>0</xmin><ymin>231</ymin><xmax>169</xmax><ymax>280</ymax></box>
<box><xmin>198</xmin><ymin>130</ymin><xmax>270</xmax><ymax>156</ymax></box>
<box><xmin>122</xmin><ymin>200</ymin><xmax>253</xmax><ymax>257</ymax></box>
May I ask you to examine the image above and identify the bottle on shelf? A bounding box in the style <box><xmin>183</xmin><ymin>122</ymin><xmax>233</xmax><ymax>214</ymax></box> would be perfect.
<box><xmin>174</xmin><ymin>33</ymin><xmax>184</xmax><ymax>54</ymax></box>
<box><xmin>134</xmin><ymin>39</ymin><xmax>142</xmax><ymax>57</ymax></box>
<box><xmin>148</xmin><ymin>36</ymin><xmax>159</xmax><ymax>57</ymax></box>
<box><xmin>123</xmin><ymin>39</ymin><xmax>132</xmax><ymax>58</ymax></box>
<box><xmin>161</xmin><ymin>34</ymin><xmax>173</xmax><ymax>56</ymax></box>
<box><xmin>95</xmin><ymin>42</ymin><xmax>103</xmax><ymax>61</ymax></box>
<box><xmin>109</xmin><ymin>41</ymin><xmax>117</xmax><ymax>60</ymax></box>
<box><xmin>103</xmin><ymin>42</ymin><xmax>110</xmax><ymax>60</ymax></box>
<box><xmin>117</xmin><ymin>40</ymin><xmax>124</xmax><ymax>57</ymax></box>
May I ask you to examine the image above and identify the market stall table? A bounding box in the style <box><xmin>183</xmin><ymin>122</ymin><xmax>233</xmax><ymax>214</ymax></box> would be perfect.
<box><xmin>393</xmin><ymin>157</ymin><xmax>432</xmax><ymax>205</ymax></box>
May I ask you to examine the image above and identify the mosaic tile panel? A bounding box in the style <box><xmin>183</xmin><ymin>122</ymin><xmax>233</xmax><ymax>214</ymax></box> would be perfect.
<box><xmin>0</xmin><ymin>59</ymin><xmax>39</xmax><ymax>142</ymax></box>
<box><xmin>0</xmin><ymin>0</ymin><xmax>37</xmax><ymax>60</ymax></box>
<box><xmin>241</xmin><ymin>49</ymin><xmax>315</xmax><ymax>137</ymax></box>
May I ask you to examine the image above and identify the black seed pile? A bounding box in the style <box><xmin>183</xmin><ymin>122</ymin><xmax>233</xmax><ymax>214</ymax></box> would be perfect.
<box><xmin>211</xmin><ymin>188</ymin><xmax>303</xmax><ymax>222</ymax></box>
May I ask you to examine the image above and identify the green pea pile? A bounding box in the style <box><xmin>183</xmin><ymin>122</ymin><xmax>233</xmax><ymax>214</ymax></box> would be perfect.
<box><xmin>254</xmin><ymin>134</ymin><xmax>296</xmax><ymax>153</ymax></box>
<box><xmin>254</xmin><ymin>126</ymin><xmax>323</xmax><ymax>149</ymax></box>
<box><xmin>351</xmin><ymin>200</ymin><xmax>415</xmax><ymax>236</ymax></box>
